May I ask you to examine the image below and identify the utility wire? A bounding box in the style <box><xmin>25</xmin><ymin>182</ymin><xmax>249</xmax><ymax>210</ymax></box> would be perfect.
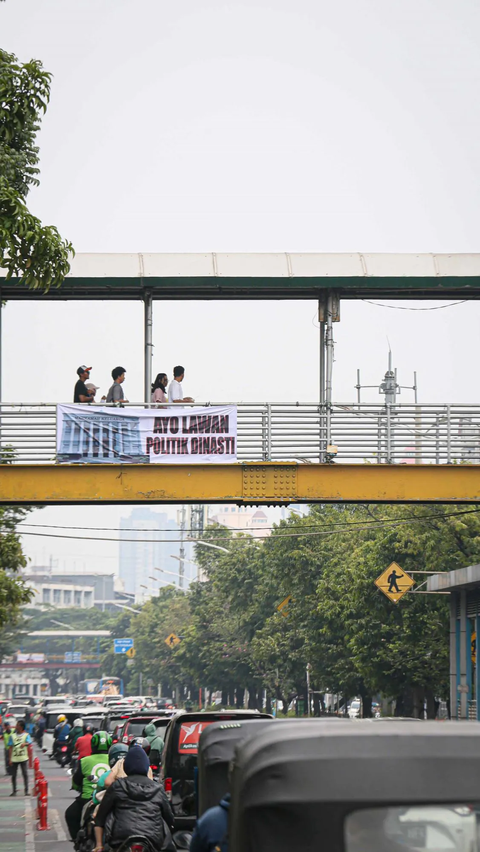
<box><xmin>15</xmin><ymin>506</ymin><xmax>480</xmax><ymax>535</ymax></box>
<box><xmin>10</xmin><ymin>506</ymin><xmax>480</xmax><ymax>544</ymax></box>
<box><xmin>361</xmin><ymin>299</ymin><xmax>468</xmax><ymax>311</ymax></box>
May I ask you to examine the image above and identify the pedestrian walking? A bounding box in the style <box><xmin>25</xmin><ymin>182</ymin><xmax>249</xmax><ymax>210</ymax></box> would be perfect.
<box><xmin>8</xmin><ymin>720</ymin><xmax>31</xmax><ymax>796</ymax></box>
<box><xmin>151</xmin><ymin>373</ymin><xmax>168</xmax><ymax>405</ymax></box>
<box><xmin>74</xmin><ymin>365</ymin><xmax>95</xmax><ymax>403</ymax></box>
<box><xmin>168</xmin><ymin>366</ymin><xmax>194</xmax><ymax>406</ymax></box>
<box><xmin>2</xmin><ymin>720</ymin><xmax>12</xmax><ymax>774</ymax></box>
<box><xmin>36</xmin><ymin>713</ymin><xmax>46</xmax><ymax>749</ymax></box>
<box><xmin>106</xmin><ymin>366</ymin><xmax>129</xmax><ymax>404</ymax></box>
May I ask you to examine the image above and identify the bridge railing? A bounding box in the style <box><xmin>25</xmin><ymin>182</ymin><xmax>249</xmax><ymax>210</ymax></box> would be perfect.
<box><xmin>0</xmin><ymin>402</ymin><xmax>478</xmax><ymax>464</ymax></box>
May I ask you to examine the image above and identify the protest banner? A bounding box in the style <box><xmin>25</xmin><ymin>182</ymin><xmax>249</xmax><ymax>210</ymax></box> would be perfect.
<box><xmin>56</xmin><ymin>405</ymin><xmax>237</xmax><ymax>464</ymax></box>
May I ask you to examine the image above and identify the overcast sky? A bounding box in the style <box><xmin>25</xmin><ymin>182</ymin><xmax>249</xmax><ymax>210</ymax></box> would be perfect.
<box><xmin>2</xmin><ymin>0</ymin><xmax>480</xmax><ymax>576</ymax></box>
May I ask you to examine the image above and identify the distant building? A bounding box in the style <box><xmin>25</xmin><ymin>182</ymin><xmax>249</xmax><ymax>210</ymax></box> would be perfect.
<box><xmin>119</xmin><ymin>508</ymin><xmax>181</xmax><ymax>602</ymax></box>
<box><xmin>208</xmin><ymin>505</ymin><xmax>270</xmax><ymax>538</ymax></box>
<box><xmin>23</xmin><ymin>569</ymin><xmax>116</xmax><ymax>610</ymax></box>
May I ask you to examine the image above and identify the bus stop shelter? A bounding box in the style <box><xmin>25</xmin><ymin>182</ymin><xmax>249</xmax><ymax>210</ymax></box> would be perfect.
<box><xmin>428</xmin><ymin>565</ymin><xmax>480</xmax><ymax>720</ymax></box>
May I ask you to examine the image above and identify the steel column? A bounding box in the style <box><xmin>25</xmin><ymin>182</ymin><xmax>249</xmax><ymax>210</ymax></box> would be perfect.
<box><xmin>144</xmin><ymin>292</ymin><xmax>153</xmax><ymax>404</ymax></box>
<box><xmin>460</xmin><ymin>591</ymin><xmax>468</xmax><ymax>719</ymax></box>
<box><xmin>450</xmin><ymin>595</ymin><xmax>457</xmax><ymax>719</ymax></box>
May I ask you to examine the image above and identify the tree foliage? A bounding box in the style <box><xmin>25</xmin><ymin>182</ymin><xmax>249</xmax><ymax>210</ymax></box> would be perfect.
<box><xmin>0</xmin><ymin>49</ymin><xmax>73</xmax><ymax>290</ymax></box>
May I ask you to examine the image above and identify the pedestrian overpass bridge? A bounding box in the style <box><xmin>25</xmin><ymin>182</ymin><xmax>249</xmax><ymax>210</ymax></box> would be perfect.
<box><xmin>1</xmin><ymin>252</ymin><xmax>480</xmax><ymax>505</ymax></box>
<box><xmin>0</xmin><ymin>401</ymin><xmax>479</xmax><ymax>505</ymax></box>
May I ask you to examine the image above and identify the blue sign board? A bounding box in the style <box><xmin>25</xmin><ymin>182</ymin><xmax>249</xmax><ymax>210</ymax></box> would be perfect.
<box><xmin>64</xmin><ymin>651</ymin><xmax>82</xmax><ymax>663</ymax></box>
<box><xmin>114</xmin><ymin>638</ymin><xmax>134</xmax><ymax>654</ymax></box>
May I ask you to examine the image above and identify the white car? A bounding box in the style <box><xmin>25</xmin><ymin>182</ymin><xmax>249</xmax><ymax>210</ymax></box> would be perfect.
<box><xmin>348</xmin><ymin>699</ymin><xmax>361</xmax><ymax>719</ymax></box>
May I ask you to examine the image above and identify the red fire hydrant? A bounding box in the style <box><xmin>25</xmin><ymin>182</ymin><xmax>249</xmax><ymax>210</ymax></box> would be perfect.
<box><xmin>37</xmin><ymin>774</ymin><xmax>50</xmax><ymax>831</ymax></box>
<box><xmin>32</xmin><ymin>758</ymin><xmax>40</xmax><ymax>796</ymax></box>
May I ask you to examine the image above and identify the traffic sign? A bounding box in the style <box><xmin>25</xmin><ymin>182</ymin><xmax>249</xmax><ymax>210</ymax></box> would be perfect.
<box><xmin>114</xmin><ymin>638</ymin><xmax>134</xmax><ymax>654</ymax></box>
<box><xmin>126</xmin><ymin>647</ymin><xmax>136</xmax><ymax>658</ymax></box>
<box><xmin>64</xmin><ymin>651</ymin><xmax>82</xmax><ymax>662</ymax></box>
<box><xmin>277</xmin><ymin>595</ymin><xmax>292</xmax><ymax>617</ymax></box>
<box><xmin>165</xmin><ymin>633</ymin><xmax>181</xmax><ymax>648</ymax></box>
<box><xmin>375</xmin><ymin>562</ymin><xmax>415</xmax><ymax>603</ymax></box>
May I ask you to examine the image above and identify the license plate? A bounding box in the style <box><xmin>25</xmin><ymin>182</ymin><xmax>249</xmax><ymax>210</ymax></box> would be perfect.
<box><xmin>401</xmin><ymin>824</ymin><xmax>427</xmax><ymax>847</ymax></box>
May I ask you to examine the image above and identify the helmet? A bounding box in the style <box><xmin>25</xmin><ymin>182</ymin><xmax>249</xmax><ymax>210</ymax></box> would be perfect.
<box><xmin>91</xmin><ymin>731</ymin><xmax>112</xmax><ymax>754</ymax></box>
<box><xmin>57</xmin><ymin>715</ymin><xmax>66</xmax><ymax>723</ymax></box>
<box><xmin>73</xmin><ymin>718</ymin><xmax>84</xmax><ymax>728</ymax></box>
<box><xmin>108</xmin><ymin>742</ymin><xmax>128</xmax><ymax>767</ymax></box>
<box><xmin>84</xmin><ymin>724</ymin><xmax>93</xmax><ymax>734</ymax></box>
<box><xmin>129</xmin><ymin>736</ymin><xmax>151</xmax><ymax>756</ymax></box>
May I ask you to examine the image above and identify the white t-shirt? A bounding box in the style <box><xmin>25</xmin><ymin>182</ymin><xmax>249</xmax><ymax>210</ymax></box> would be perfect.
<box><xmin>168</xmin><ymin>379</ymin><xmax>183</xmax><ymax>405</ymax></box>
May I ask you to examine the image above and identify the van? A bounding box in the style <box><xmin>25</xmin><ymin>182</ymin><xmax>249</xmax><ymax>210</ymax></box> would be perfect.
<box><xmin>160</xmin><ymin>710</ymin><xmax>272</xmax><ymax>830</ymax></box>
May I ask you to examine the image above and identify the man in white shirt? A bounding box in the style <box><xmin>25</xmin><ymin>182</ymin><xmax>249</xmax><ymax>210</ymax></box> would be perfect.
<box><xmin>168</xmin><ymin>365</ymin><xmax>194</xmax><ymax>406</ymax></box>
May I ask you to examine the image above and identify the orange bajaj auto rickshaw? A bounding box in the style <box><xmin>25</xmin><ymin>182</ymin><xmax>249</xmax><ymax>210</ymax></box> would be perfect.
<box><xmin>229</xmin><ymin>720</ymin><xmax>480</xmax><ymax>852</ymax></box>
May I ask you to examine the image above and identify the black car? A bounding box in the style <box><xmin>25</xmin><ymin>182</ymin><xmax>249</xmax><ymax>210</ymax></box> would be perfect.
<box><xmin>160</xmin><ymin>710</ymin><xmax>272</xmax><ymax>830</ymax></box>
<box><xmin>100</xmin><ymin>711</ymin><xmax>135</xmax><ymax>736</ymax></box>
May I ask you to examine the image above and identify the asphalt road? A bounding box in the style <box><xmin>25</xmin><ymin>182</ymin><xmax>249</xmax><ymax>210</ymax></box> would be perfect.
<box><xmin>0</xmin><ymin>744</ymin><xmax>75</xmax><ymax>852</ymax></box>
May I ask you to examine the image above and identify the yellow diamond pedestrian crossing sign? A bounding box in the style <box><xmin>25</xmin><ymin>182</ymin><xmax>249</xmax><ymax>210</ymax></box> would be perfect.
<box><xmin>165</xmin><ymin>632</ymin><xmax>181</xmax><ymax>648</ymax></box>
<box><xmin>375</xmin><ymin>562</ymin><xmax>415</xmax><ymax>603</ymax></box>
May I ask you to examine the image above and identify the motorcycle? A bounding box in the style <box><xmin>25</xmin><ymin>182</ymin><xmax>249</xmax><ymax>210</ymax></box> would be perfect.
<box><xmin>53</xmin><ymin>742</ymin><xmax>70</xmax><ymax>767</ymax></box>
<box><xmin>112</xmin><ymin>837</ymin><xmax>156</xmax><ymax>852</ymax></box>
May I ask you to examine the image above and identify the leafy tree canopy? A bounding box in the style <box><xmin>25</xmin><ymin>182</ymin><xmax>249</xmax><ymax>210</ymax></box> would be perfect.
<box><xmin>0</xmin><ymin>49</ymin><xmax>73</xmax><ymax>290</ymax></box>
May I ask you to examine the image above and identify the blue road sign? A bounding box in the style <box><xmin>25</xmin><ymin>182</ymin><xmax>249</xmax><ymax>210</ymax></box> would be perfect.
<box><xmin>64</xmin><ymin>651</ymin><xmax>82</xmax><ymax>662</ymax></box>
<box><xmin>114</xmin><ymin>638</ymin><xmax>134</xmax><ymax>654</ymax></box>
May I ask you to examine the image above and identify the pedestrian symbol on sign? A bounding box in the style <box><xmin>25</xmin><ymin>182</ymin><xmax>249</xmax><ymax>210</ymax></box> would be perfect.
<box><xmin>387</xmin><ymin>568</ymin><xmax>402</xmax><ymax>594</ymax></box>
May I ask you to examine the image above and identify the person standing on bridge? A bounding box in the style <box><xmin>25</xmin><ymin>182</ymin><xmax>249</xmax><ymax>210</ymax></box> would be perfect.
<box><xmin>151</xmin><ymin>372</ymin><xmax>169</xmax><ymax>405</ymax></box>
<box><xmin>105</xmin><ymin>366</ymin><xmax>129</xmax><ymax>405</ymax></box>
<box><xmin>8</xmin><ymin>720</ymin><xmax>31</xmax><ymax>796</ymax></box>
<box><xmin>168</xmin><ymin>366</ymin><xmax>194</xmax><ymax>406</ymax></box>
<box><xmin>74</xmin><ymin>365</ymin><xmax>95</xmax><ymax>403</ymax></box>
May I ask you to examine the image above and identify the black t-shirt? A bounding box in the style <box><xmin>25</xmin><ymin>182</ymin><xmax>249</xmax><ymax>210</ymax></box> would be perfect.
<box><xmin>74</xmin><ymin>379</ymin><xmax>91</xmax><ymax>403</ymax></box>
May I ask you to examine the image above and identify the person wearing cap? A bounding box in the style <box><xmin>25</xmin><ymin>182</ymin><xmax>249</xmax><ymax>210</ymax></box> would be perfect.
<box><xmin>85</xmin><ymin>381</ymin><xmax>100</xmax><ymax>401</ymax></box>
<box><xmin>105</xmin><ymin>366</ymin><xmax>129</xmax><ymax>404</ymax></box>
<box><xmin>94</xmin><ymin>747</ymin><xmax>174</xmax><ymax>852</ymax></box>
<box><xmin>74</xmin><ymin>366</ymin><xmax>95</xmax><ymax>403</ymax></box>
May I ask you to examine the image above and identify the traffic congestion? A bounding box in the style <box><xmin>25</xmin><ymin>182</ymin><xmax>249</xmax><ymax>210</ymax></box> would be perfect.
<box><xmin>1</xmin><ymin>688</ymin><xmax>480</xmax><ymax>852</ymax></box>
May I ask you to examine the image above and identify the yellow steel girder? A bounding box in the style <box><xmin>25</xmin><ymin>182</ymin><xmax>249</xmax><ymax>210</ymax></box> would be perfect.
<box><xmin>1</xmin><ymin>463</ymin><xmax>480</xmax><ymax>504</ymax></box>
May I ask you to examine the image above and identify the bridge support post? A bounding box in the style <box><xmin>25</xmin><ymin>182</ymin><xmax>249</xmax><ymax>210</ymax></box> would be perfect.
<box><xmin>144</xmin><ymin>292</ymin><xmax>153</xmax><ymax>404</ymax></box>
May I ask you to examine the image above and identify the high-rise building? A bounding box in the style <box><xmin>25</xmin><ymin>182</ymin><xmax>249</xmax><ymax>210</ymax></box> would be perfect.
<box><xmin>119</xmin><ymin>508</ymin><xmax>181</xmax><ymax>602</ymax></box>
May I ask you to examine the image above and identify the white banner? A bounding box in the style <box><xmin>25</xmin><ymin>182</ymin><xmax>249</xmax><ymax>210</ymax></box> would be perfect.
<box><xmin>16</xmin><ymin>653</ymin><xmax>45</xmax><ymax>663</ymax></box>
<box><xmin>56</xmin><ymin>405</ymin><xmax>237</xmax><ymax>464</ymax></box>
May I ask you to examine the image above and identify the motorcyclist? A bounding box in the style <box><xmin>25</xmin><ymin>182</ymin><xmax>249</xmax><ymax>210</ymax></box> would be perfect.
<box><xmin>93</xmin><ymin>743</ymin><xmax>128</xmax><ymax>807</ymax></box>
<box><xmin>74</xmin><ymin>724</ymin><xmax>93</xmax><ymax>759</ymax></box>
<box><xmin>144</xmin><ymin>723</ymin><xmax>164</xmax><ymax>768</ymax></box>
<box><xmin>104</xmin><ymin>737</ymin><xmax>153</xmax><ymax>787</ymax></box>
<box><xmin>65</xmin><ymin>730</ymin><xmax>111</xmax><ymax>842</ymax></box>
<box><xmin>67</xmin><ymin>718</ymin><xmax>84</xmax><ymax>757</ymax></box>
<box><xmin>93</xmin><ymin>746</ymin><xmax>175</xmax><ymax>852</ymax></box>
<box><xmin>52</xmin><ymin>714</ymin><xmax>71</xmax><ymax>758</ymax></box>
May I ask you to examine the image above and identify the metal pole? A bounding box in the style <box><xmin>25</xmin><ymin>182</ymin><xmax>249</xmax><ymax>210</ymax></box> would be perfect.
<box><xmin>306</xmin><ymin>663</ymin><xmax>311</xmax><ymax>717</ymax></box>
<box><xmin>144</xmin><ymin>293</ymin><xmax>153</xmax><ymax>404</ymax></box>
<box><xmin>325</xmin><ymin>295</ymin><xmax>334</xmax><ymax>406</ymax></box>
<box><xmin>319</xmin><ymin>320</ymin><xmax>326</xmax><ymax>463</ymax></box>
<box><xmin>356</xmin><ymin>369</ymin><xmax>361</xmax><ymax>408</ymax></box>
<box><xmin>319</xmin><ymin>320</ymin><xmax>325</xmax><ymax>406</ymax></box>
<box><xmin>178</xmin><ymin>505</ymin><xmax>186</xmax><ymax>589</ymax></box>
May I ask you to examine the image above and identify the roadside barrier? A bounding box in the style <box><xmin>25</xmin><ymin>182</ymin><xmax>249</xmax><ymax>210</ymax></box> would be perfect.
<box><xmin>28</xmin><ymin>743</ymin><xmax>33</xmax><ymax>769</ymax></box>
<box><xmin>37</xmin><ymin>774</ymin><xmax>50</xmax><ymax>831</ymax></box>
<box><xmin>32</xmin><ymin>758</ymin><xmax>40</xmax><ymax>796</ymax></box>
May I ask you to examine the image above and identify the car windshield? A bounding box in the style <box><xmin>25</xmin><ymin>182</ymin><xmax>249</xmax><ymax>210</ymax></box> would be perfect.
<box><xmin>345</xmin><ymin>805</ymin><xmax>478</xmax><ymax>852</ymax></box>
<box><xmin>126</xmin><ymin>721</ymin><xmax>150</xmax><ymax>736</ymax></box>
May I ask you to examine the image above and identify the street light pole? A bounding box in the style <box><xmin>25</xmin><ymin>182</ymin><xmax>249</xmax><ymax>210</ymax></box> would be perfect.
<box><xmin>306</xmin><ymin>663</ymin><xmax>312</xmax><ymax>717</ymax></box>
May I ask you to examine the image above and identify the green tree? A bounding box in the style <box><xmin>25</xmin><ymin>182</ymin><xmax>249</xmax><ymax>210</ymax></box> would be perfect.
<box><xmin>0</xmin><ymin>49</ymin><xmax>73</xmax><ymax>290</ymax></box>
